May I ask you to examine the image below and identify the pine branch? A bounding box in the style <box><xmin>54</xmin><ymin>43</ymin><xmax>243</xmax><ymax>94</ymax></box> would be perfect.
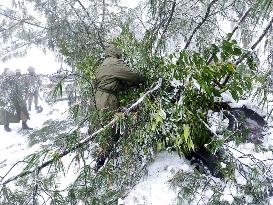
<box><xmin>0</xmin><ymin>78</ymin><xmax>163</xmax><ymax>186</ymax></box>
<box><xmin>222</xmin><ymin>15</ymin><xmax>273</xmax><ymax>86</ymax></box>
<box><xmin>184</xmin><ymin>0</ymin><xmax>219</xmax><ymax>50</ymax></box>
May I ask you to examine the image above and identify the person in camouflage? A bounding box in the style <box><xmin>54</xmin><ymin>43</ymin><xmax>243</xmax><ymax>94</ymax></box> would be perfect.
<box><xmin>65</xmin><ymin>82</ymin><xmax>76</xmax><ymax>106</ymax></box>
<box><xmin>3</xmin><ymin>67</ymin><xmax>9</xmax><ymax>75</ymax></box>
<box><xmin>26</xmin><ymin>66</ymin><xmax>41</xmax><ymax>111</ymax></box>
<box><xmin>0</xmin><ymin>69</ymin><xmax>32</xmax><ymax>131</ymax></box>
<box><xmin>94</xmin><ymin>44</ymin><xmax>144</xmax><ymax>170</ymax></box>
<box><xmin>0</xmin><ymin>68</ymin><xmax>12</xmax><ymax>131</ymax></box>
<box><xmin>15</xmin><ymin>69</ymin><xmax>28</xmax><ymax>101</ymax></box>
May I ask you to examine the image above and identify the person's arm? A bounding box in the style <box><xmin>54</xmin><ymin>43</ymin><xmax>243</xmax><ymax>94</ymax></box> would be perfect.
<box><xmin>114</xmin><ymin>59</ymin><xmax>144</xmax><ymax>86</ymax></box>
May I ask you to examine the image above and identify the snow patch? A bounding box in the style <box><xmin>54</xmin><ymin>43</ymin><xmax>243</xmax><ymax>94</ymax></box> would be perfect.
<box><xmin>0</xmin><ymin>100</ymin><xmax>69</xmax><ymax>184</ymax></box>
<box><xmin>124</xmin><ymin>151</ymin><xmax>190</xmax><ymax>205</ymax></box>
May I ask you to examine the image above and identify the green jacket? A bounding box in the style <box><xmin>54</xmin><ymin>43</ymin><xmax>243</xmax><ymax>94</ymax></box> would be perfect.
<box><xmin>95</xmin><ymin>57</ymin><xmax>144</xmax><ymax>110</ymax></box>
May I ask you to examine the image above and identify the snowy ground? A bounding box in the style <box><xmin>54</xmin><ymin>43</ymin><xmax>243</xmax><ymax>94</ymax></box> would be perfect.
<box><xmin>0</xmin><ymin>99</ymin><xmax>193</xmax><ymax>205</ymax></box>
<box><xmin>122</xmin><ymin>97</ymin><xmax>273</xmax><ymax>205</ymax></box>
<box><xmin>0</xmin><ymin>100</ymin><xmax>69</xmax><ymax>184</ymax></box>
<box><xmin>122</xmin><ymin>152</ymin><xmax>193</xmax><ymax>205</ymax></box>
<box><xmin>1</xmin><ymin>97</ymin><xmax>273</xmax><ymax>204</ymax></box>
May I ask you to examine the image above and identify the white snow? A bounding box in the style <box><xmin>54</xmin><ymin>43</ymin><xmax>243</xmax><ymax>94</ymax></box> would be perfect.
<box><xmin>207</xmin><ymin>110</ymin><xmax>229</xmax><ymax>134</ymax></box>
<box><xmin>123</xmin><ymin>152</ymin><xmax>192</xmax><ymax>205</ymax></box>
<box><xmin>0</xmin><ymin>100</ymin><xmax>69</xmax><ymax>184</ymax></box>
<box><xmin>220</xmin><ymin>187</ymin><xmax>234</xmax><ymax>204</ymax></box>
<box><xmin>1</xmin><ymin>93</ymin><xmax>273</xmax><ymax>205</ymax></box>
<box><xmin>221</xmin><ymin>91</ymin><xmax>267</xmax><ymax>117</ymax></box>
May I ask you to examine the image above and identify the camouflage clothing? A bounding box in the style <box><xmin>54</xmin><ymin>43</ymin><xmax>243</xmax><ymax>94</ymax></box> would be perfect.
<box><xmin>15</xmin><ymin>71</ymin><xmax>28</xmax><ymax>100</ymax></box>
<box><xmin>25</xmin><ymin>69</ymin><xmax>41</xmax><ymax>110</ymax></box>
<box><xmin>0</xmin><ymin>73</ymin><xmax>29</xmax><ymax>125</ymax></box>
<box><xmin>0</xmin><ymin>73</ymin><xmax>18</xmax><ymax>125</ymax></box>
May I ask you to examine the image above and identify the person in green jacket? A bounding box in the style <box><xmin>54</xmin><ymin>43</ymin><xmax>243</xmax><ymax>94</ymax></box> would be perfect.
<box><xmin>94</xmin><ymin>44</ymin><xmax>144</xmax><ymax>170</ymax></box>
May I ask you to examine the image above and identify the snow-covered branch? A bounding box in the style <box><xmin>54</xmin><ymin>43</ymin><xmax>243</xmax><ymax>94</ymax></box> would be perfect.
<box><xmin>124</xmin><ymin>78</ymin><xmax>162</xmax><ymax>114</ymax></box>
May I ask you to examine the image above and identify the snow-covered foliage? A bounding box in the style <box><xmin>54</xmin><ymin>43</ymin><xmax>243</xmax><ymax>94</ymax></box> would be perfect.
<box><xmin>1</xmin><ymin>0</ymin><xmax>273</xmax><ymax>204</ymax></box>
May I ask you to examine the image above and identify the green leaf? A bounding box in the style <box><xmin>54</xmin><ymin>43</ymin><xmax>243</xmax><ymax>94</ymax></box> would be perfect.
<box><xmin>233</xmin><ymin>47</ymin><xmax>242</xmax><ymax>56</ymax></box>
<box><xmin>197</xmin><ymin>77</ymin><xmax>212</xmax><ymax>96</ymax></box>
<box><xmin>155</xmin><ymin>112</ymin><xmax>163</xmax><ymax>124</ymax></box>
<box><xmin>157</xmin><ymin>142</ymin><xmax>163</xmax><ymax>152</ymax></box>
<box><xmin>230</xmin><ymin>89</ymin><xmax>239</xmax><ymax>101</ymax></box>
<box><xmin>226</xmin><ymin>63</ymin><xmax>235</xmax><ymax>74</ymax></box>
<box><xmin>211</xmin><ymin>44</ymin><xmax>219</xmax><ymax>53</ymax></box>
<box><xmin>188</xmin><ymin>138</ymin><xmax>195</xmax><ymax>150</ymax></box>
<box><xmin>183</xmin><ymin>124</ymin><xmax>190</xmax><ymax>141</ymax></box>
<box><xmin>179</xmin><ymin>51</ymin><xmax>189</xmax><ymax>65</ymax></box>
<box><xmin>213</xmin><ymin>55</ymin><xmax>219</xmax><ymax>63</ymax></box>
<box><xmin>192</xmin><ymin>53</ymin><xmax>204</xmax><ymax>66</ymax></box>
<box><xmin>159</xmin><ymin>109</ymin><xmax>166</xmax><ymax>119</ymax></box>
<box><xmin>231</xmin><ymin>39</ymin><xmax>238</xmax><ymax>45</ymax></box>
<box><xmin>222</xmin><ymin>40</ymin><xmax>233</xmax><ymax>53</ymax></box>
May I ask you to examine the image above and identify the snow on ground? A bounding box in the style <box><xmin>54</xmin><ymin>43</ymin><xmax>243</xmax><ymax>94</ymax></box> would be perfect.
<box><xmin>123</xmin><ymin>97</ymin><xmax>273</xmax><ymax>205</ymax></box>
<box><xmin>0</xmin><ymin>100</ymin><xmax>69</xmax><ymax>184</ymax></box>
<box><xmin>2</xmin><ymin>93</ymin><xmax>273</xmax><ymax>204</ymax></box>
<box><xmin>123</xmin><ymin>152</ymin><xmax>192</xmax><ymax>205</ymax></box>
<box><xmin>0</xmin><ymin>98</ymin><xmax>94</xmax><ymax>202</ymax></box>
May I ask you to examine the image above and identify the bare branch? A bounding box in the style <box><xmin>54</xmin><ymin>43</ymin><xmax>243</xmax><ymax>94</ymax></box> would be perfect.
<box><xmin>222</xmin><ymin>15</ymin><xmax>273</xmax><ymax>86</ymax></box>
<box><xmin>226</xmin><ymin>6</ymin><xmax>252</xmax><ymax>41</ymax></box>
<box><xmin>0</xmin><ymin>11</ymin><xmax>47</xmax><ymax>29</ymax></box>
<box><xmin>75</xmin><ymin>0</ymin><xmax>105</xmax><ymax>49</ymax></box>
<box><xmin>207</xmin><ymin>6</ymin><xmax>252</xmax><ymax>65</ymax></box>
<box><xmin>0</xmin><ymin>160</ymin><xmax>29</xmax><ymax>182</ymax></box>
<box><xmin>155</xmin><ymin>1</ymin><xmax>176</xmax><ymax>52</ymax></box>
<box><xmin>161</xmin><ymin>1</ymin><xmax>176</xmax><ymax>38</ymax></box>
<box><xmin>184</xmin><ymin>0</ymin><xmax>219</xmax><ymax>50</ymax></box>
<box><xmin>0</xmin><ymin>21</ymin><xmax>21</xmax><ymax>33</ymax></box>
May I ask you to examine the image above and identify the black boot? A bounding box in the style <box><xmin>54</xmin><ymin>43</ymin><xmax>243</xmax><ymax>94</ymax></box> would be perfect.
<box><xmin>4</xmin><ymin>124</ymin><xmax>11</xmax><ymax>132</ymax></box>
<box><xmin>22</xmin><ymin>122</ymin><xmax>33</xmax><ymax>130</ymax></box>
